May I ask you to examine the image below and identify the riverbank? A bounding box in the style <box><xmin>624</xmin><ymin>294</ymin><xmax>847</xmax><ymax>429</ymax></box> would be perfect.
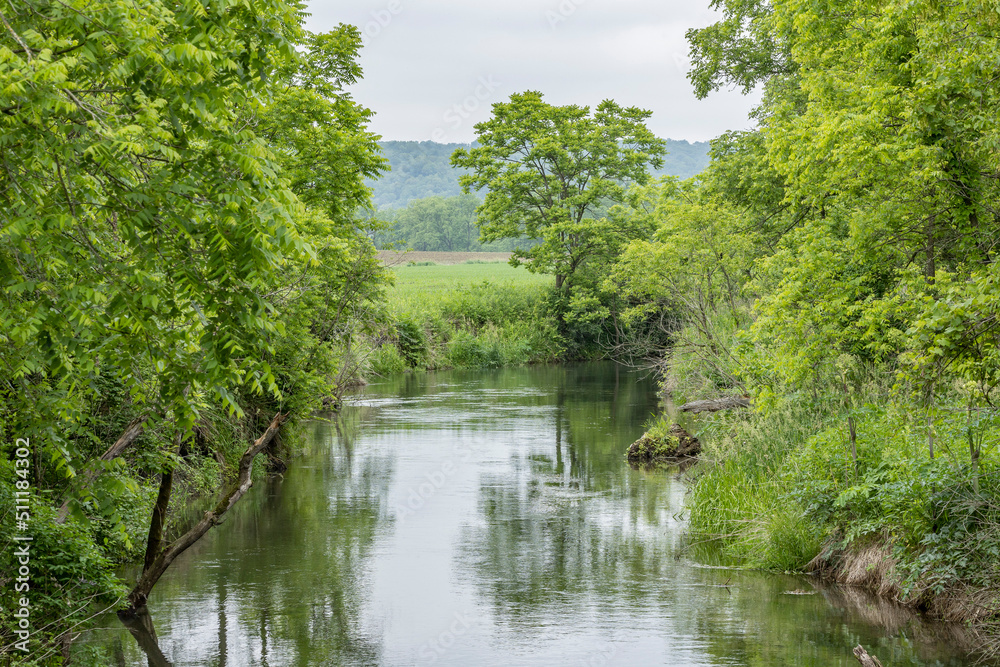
<box><xmin>808</xmin><ymin>541</ymin><xmax>1000</xmax><ymax>632</ymax></box>
<box><xmin>661</xmin><ymin>309</ymin><xmax>1000</xmax><ymax>658</ymax></box>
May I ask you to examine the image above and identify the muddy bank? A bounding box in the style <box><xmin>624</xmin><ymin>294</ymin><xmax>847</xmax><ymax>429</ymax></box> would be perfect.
<box><xmin>809</xmin><ymin>540</ymin><xmax>1000</xmax><ymax>658</ymax></box>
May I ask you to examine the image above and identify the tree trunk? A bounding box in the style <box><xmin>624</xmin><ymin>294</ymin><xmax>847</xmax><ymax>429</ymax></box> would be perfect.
<box><xmin>143</xmin><ymin>469</ymin><xmax>174</xmax><ymax>572</ymax></box>
<box><xmin>56</xmin><ymin>416</ymin><xmax>147</xmax><ymax>523</ymax></box>
<box><xmin>853</xmin><ymin>645</ymin><xmax>883</xmax><ymax>667</ymax></box>
<box><xmin>678</xmin><ymin>396</ymin><xmax>752</xmax><ymax>413</ymax></box>
<box><xmin>925</xmin><ymin>215</ymin><xmax>936</xmax><ymax>285</ymax></box>
<box><xmin>927</xmin><ymin>408</ymin><xmax>935</xmax><ymax>460</ymax></box>
<box><xmin>126</xmin><ymin>413</ymin><xmax>287</xmax><ymax>611</ymax></box>
<box><xmin>968</xmin><ymin>403</ymin><xmax>980</xmax><ymax>495</ymax></box>
<box><xmin>143</xmin><ymin>431</ymin><xmax>185</xmax><ymax>570</ymax></box>
<box><xmin>847</xmin><ymin>414</ymin><xmax>858</xmax><ymax>477</ymax></box>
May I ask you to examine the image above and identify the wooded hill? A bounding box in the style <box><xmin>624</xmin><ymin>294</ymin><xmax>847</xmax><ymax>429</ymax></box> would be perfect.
<box><xmin>368</xmin><ymin>139</ymin><xmax>710</xmax><ymax>209</ymax></box>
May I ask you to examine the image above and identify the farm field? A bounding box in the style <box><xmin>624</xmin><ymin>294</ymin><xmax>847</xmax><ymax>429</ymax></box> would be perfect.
<box><xmin>377</xmin><ymin>250</ymin><xmax>513</xmax><ymax>265</ymax></box>
<box><xmin>387</xmin><ymin>260</ymin><xmax>552</xmax><ymax>315</ymax></box>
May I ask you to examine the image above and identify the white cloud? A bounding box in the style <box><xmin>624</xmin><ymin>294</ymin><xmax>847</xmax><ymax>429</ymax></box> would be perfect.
<box><xmin>304</xmin><ymin>0</ymin><xmax>761</xmax><ymax>143</ymax></box>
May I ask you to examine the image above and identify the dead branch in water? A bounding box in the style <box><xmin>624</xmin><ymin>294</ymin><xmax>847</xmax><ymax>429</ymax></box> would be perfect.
<box><xmin>678</xmin><ymin>396</ymin><xmax>751</xmax><ymax>413</ymax></box>
<box><xmin>853</xmin><ymin>645</ymin><xmax>883</xmax><ymax>667</ymax></box>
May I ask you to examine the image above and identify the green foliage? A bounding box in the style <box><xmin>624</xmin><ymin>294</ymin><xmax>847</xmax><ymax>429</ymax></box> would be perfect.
<box><xmin>0</xmin><ymin>464</ymin><xmax>125</xmax><ymax>661</ymax></box>
<box><xmin>438</xmin><ymin>280</ymin><xmax>542</xmax><ymax>328</ymax></box>
<box><xmin>0</xmin><ymin>0</ymin><xmax>391</xmax><ymax>654</ymax></box>
<box><xmin>395</xmin><ymin>318</ymin><xmax>428</xmax><ymax>368</ymax></box>
<box><xmin>452</xmin><ymin>91</ymin><xmax>666</xmax><ymax>308</ymax></box>
<box><xmin>665</xmin><ymin>2</ymin><xmax>1000</xmax><ymax>607</ymax></box>
<box><xmin>687</xmin><ymin>0</ymin><xmax>793</xmax><ymax>99</ymax></box>
<box><xmin>367</xmin><ymin>344</ymin><xmax>407</xmax><ymax>377</ymax></box>
<box><xmin>445</xmin><ymin>329</ymin><xmax>505</xmax><ymax>369</ymax></box>
<box><xmin>1</xmin><ymin>0</ymin><xmax>308</xmax><ymax>441</ymax></box>
<box><xmin>686</xmin><ymin>397</ymin><xmax>827</xmax><ymax>570</ymax></box>
<box><xmin>372</xmin><ymin>194</ymin><xmax>525</xmax><ymax>252</ymax></box>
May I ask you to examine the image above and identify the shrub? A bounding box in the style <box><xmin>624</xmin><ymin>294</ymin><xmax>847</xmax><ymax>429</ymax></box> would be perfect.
<box><xmin>367</xmin><ymin>344</ymin><xmax>407</xmax><ymax>376</ymax></box>
<box><xmin>0</xmin><ymin>463</ymin><xmax>125</xmax><ymax>663</ymax></box>
<box><xmin>395</xmin><ymin>318</ymin><xmax>428</xmax><ymax>368</ymax></box>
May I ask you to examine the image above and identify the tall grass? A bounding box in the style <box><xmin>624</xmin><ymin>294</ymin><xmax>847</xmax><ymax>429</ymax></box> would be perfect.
<box><xmin>686</xmin><ymin>397</ymin><xmax>829</xmax><ymax>570</ymax></box>
<box><xmin>678</xmin><ymin>306</ymin><xmax>1000</xmax><ymax>607</ymax></box>
<box><xmin>366</xmin><ymin>262</ymin><xmax>561</xmax><ymax>374</ymax></box>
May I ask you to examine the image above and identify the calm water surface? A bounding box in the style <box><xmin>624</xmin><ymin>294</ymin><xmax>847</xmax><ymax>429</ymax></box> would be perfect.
<box><xmin>90</xmin><ymin>363</ymin><xmax>984</xmax><ymax>666</ymax></box>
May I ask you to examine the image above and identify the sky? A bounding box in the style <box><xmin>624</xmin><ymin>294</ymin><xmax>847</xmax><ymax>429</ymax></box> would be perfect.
<box><xmin>303</xmin><ymin>0</ymin><xmax>761</xmax><ymax>145</ymax></box>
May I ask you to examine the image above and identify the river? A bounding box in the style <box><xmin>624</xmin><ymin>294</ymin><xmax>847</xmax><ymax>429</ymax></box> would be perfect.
<box><xmin>88</xmin><ymin>363</ymin><xmax>984</xmax><ymax>665</ymax></box>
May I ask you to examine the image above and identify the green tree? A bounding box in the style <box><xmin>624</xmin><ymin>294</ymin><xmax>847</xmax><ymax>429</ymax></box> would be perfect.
<box><xmin>686</xmin><ymin>0</ymin><xmax>794</xmax><ymax>99</ymax></box>
<box><xmin>451</xmin><ymin>92</ymin><xmax>666</xmax><ymax>309</ymax></box>
<box><xmin>684</xmin><ymin>0</ymin><xmax>1000</xmax><ymax>401</ymax></box>
<box><xmin>254</xmin><ymin>24</ymin><xmax>391</xmax><ymax>407</ymax></box>
<box><xmin>0</xmin><ymin>0</ymin><xmax>388</xmax><ymax>649</ymax></box>
<box><xmin>393</xmin><ymin>194</ymin><xmax>480</xmax><ymax>251</ymax></box>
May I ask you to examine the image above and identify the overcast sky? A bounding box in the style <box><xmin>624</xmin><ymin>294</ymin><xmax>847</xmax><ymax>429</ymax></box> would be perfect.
<box><xmin>303</xmin><ymin>1</ymin><xmax>761</xmax><ymax>144</ymax></box>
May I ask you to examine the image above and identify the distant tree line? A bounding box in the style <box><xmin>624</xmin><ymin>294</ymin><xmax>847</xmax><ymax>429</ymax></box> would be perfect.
<box><xmin>370</xmin><ymin>194</ymin><xmax>526</xmax><ymax>252</ymax></box>
<box><xmin>368</xmin><ymin>139</ymin><xmax>709</xmax><ymax>210</ymax></box>
<box><xmin>368</xmin><ymin>139</ymin><xmax>709</xmax><ymax>252</ymax></box>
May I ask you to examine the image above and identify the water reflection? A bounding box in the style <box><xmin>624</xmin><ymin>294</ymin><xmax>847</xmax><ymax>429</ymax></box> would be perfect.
<box><xmin>84</xmin><ymin>363</ymin><xmax>989</xmax><ymax>666</ymax></box>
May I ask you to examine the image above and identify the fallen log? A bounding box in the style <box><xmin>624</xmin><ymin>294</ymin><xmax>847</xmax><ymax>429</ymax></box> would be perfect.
<box><xmin>678</xmin><ymin>396</ymin><xmax>751</xmax><ymax>414</ymax></box>
<box><xmin>126</xmin><ymin>412</ymin><xmax>287</xmax><ymax>611</ymax></box>
<box><xmin>56</xmin><ymin>416</ymin><xmax>147</xmax><ymax>523</ymax></box>
<box><xmin>853</xmin><ymin>645</ymin><xmax>883</xmax><ymax>667</ymax></box>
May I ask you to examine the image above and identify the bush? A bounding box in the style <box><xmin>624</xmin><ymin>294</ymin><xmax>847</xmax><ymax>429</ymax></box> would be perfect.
<box><xmin>446</xmin><ymin>330</ymin><xmax>503</xmax><ymax>369</ymax></box>
<box><xmin>395</xmin><ymin>318</ymin><xmax>428</xmax><ymax>368</ymax></box>
<box><xmin>0</xmin><ymin>463</ymin><xmax>125</xmax><ymax>664</ymax></box>
<box><xmin>367</xmin><ymin>344</ymin><xmax>407</xmax><ymax>376</ymax></box>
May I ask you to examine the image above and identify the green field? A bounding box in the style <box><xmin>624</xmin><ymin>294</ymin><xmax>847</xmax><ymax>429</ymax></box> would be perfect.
<box><xmin>388</xmin><ymin>262</ymin><xmax>553</xmax><ymax>315</ymax></box>
<box><xmin>366</xmin><ymin>261</ymin><xmax>561</xmax><ymax>374</ymax></box>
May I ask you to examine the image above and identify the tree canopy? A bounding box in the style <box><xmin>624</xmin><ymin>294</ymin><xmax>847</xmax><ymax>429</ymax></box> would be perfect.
<box><xmin>0</xmin><ymin>0</ymin><xmax>389</xmax><ymax>643</ymax></box>
<box><xmin>617</xmin><ymin>0</ymin><xmax>1000</xmax><ymax>420</ymax></box>
<box><xmin>451</xmin><ymin>92</ymin><xmax>666</xmax><ymax>305</ymax></box>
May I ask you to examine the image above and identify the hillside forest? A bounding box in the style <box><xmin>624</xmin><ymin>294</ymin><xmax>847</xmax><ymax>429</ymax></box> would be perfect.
<box><xmin>367</xmin><ymin>139</ymin><xmax>710</xmax><ymax>252</ymax></box>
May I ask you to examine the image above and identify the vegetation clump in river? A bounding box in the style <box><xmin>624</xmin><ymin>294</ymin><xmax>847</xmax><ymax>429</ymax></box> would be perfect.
<box><xmin>626</xmin><ymin>420</ymin><xmax>700</xmax><ymax>467</ymax></box>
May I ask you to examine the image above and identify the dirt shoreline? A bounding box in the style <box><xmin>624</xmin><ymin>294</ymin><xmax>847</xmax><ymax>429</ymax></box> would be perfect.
<box><xmin>377</xmin><ymin>250</ymin><xmax>512</xmax><ymax>266</ymax></box>
<box><xmin>808</xmin><ymin>540</ymin><xmax>1000</xmax><ymax>658</ymax></box>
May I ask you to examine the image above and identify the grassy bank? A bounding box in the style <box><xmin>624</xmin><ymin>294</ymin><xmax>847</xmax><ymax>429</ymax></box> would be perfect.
<box><xmin>366</xmin><ymin>261</ymin><xmax>565</xmax><ymax>374</ymax></box>
<box><xmin>671</xmin><ymin>310</ymin><xmax>1000</xmax><ymax>648</ymax></box>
